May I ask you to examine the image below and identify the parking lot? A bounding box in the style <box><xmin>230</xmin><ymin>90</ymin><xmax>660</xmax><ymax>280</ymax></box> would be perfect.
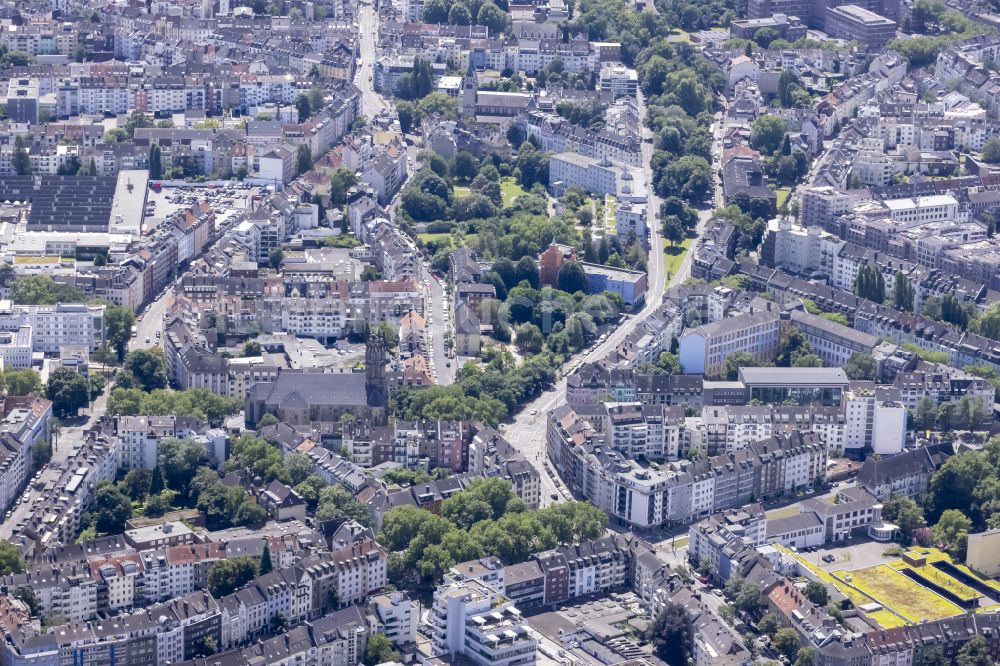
<box><xmin>143</xmin><ymin>182</ymin><xmax>260</xmax><ymax>234</ymax></box>
<box><xmin>791</xmin><ymin>536</ymin><xmax>901</xmax><ymax>573</ymax></box>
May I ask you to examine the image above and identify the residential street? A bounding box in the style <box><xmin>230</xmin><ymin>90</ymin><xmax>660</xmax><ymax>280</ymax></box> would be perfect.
<box><xmin>503</xmin><ymin>90</ymin><xmax>726</xmax><ymax>507</ymax></box>
<box><xmin>356</xmin><ymin>2</ymin><xmax>389</xmax><ymax>119</ymax></box>
<box><xmin>0</xmin><ymin>389</ymin><xmax>110</xmax><ymax>541</ymax></box>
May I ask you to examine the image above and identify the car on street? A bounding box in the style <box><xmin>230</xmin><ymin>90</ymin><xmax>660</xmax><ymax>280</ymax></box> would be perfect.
<box><xmin>530</xmin><ymin>409</ymin><xmax>537</xmax><ymax>416</ymax></box>
<box><xmin>551</xmin><ymin>493</ymin><xmax>559</xmax><ymax>500</ymax></box>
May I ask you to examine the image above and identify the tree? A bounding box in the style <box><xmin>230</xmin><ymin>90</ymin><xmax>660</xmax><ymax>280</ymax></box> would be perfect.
<box><xmin>329</xmin><ymin>167</ymin><xmax>358</xmax><ymax>207</ymax></box>
<box><xmin>12</xmin><ymin>135</ymin><xmax>30</xmax><ymax>175</ymax></box>
<box><xmin>956</xmin><ymin>636</ymin><xmax>992</xmax><ymax>666</ymax></box>
<box><xmin>294</xmin><ymin>93</ymin><xmax>311</xmax><ymax>120</ymax></box>
<box><xmin>121</xmin><ymin>348</ymin><xmax>168</xmax><ymax>392</ymax></box>
<box><xmin>269</xmin><ymin>248</ymin><xmax>284</xmax><ymax>270</ymax></box>
<box><xmin>260</xmin><ymin>541</ymin><xmax>273</xmax><ymax>575</ymax></box>
<box><xmin>557</xmin><ymin>260</ymin><xmax>589</xmax><ymax>294</ymax></box>
<box><xmin>257</xmin><ymin>413</ymin><xmax>279</xmax><ymax>431</ymax></box>
<box><xmin>121</xmin><ymin>468</ymin><xmax>153</xmax><ymax>502</ymax></box>
<box><xmin>477</xmin><ymin>1</ymin><xmax>508</xmax><ymax>35</ymax></box>
<box><xmin>104</xmin><ymin>304</ymin><xmax>136</xmax><ymax>362</ymax></box>
<box><xmin>913</xmin><ymin>395</ymin><xmax>938</xmax><ymax>430</ymax></box>
<box><xmin>776</xmin><ymin>326</ymin><xmax>815</xmax><ymax>368</ymax></box>
<box><xmin>913</xmin><ymin>644</ymin><xmax>948</xmax><ymax>666</ymax></box>
<box><xmin>10</xmin><ymin>275</ymin><xmax>86</xmax><ymax>305</ymax></box>
<box><xmin>4</xmin><ymin>369</ymin><xmax>41</xmax><ymax>396</ymax></box>
<box><xmin>804</xmin><ymin>581</ymin><xmax>829</xmax><ymax>606</ymax></box>
<box><xmin>515</xmin><ymin>323</ymin><xmax>544</xmax><ymax>354</ymax></box>
<box><xmin>150</xmin><ymin>464</ymin><xmax>165</xmax><ymax>495</ymax></box>
<box><xmin>854</xmin><ymin>265</ymin><xmax>886</xmax><ymax>303</ymax></box>
<box><xmin>228</xmin><ymin>435</ymin><xmax>288</xmax><ymax>485</ymax></box>
<box><xmin>123</xmin><ymin>111</ymin><xmax>153</xmax><ymax>139</ymax></box>
<box><xmin>795</xmin><ymin>647</ymin><xmax>818</xmax><ymax>666</ymax></box>
<box><xmin>158</xmin><ymin>438</ymin><xmax>208</xmax><ymax>499</ymax></box>
<box><xmin>397</xmin><ymin>100</ymin><xmax>416</xmax><ymax>133</ymax></box>
<box><xmin>295</xmin><ymin>145</ymin><xmax>312</xmax><ymax>176</ymax></box>
<box><xmin>449</xmin><ymin>2</ymin><xmax>472</xmax><ymax>24</ymax></box>
<box><xmin>758</xmin><ymin>611</ymin><xmax>780</xmax><ymax>637</ymax></box>
<box><xmin>753</xmin><ymin>27</ymin><xmax>779</xmax><ymax>48</ymax></box>
<box><xmin>983</xmin><ymin>137</ymin><xmax>1000</xmax><ymax>164</ymax></box>
<box><xmin>773</xmin><ymin>628</ymin><xmax>802</xmax><ymax>663</ymax></box>
<box><xmin>750</xmin><ymin>116</ymin><xmax>788</xmax><ymax>155</ymax></box>
<box><xmin>844</xmin><ymin>352</ymin><xmax>877</xmax><ymax>381</ymax></box>
<box><xmin>933</xmin><ymin>509</ymin><xmax>972</xmax><ymax>557</ymax></box>
<box><xmin>32</xmin><ymin>438</ymin><xmax>51</xmax><ymax>471</ymax></box>
<box><xmin>893</xmin><ymin>271</ymin><xmax>914</xmax><ymax>311</ymax></box>
<box><xmin>89</xmin><ymin>481</ymin><xmax>132</xmax><ymax>534</ymax></box>
<box><xmin>515</xmin><ymin>256</ymin><xmax>539</xmax><ymax>289</ymax></box>
<box><xmin>453</xmin><ymin>194</ymin><xmax>496</xmax><ymax>221</ymax></box>
<box><xmin>364</xmin><ymin>633</ymin><xmax>400</xmax><ymax>666</ymax></box>
<box><xmin>149</xmin><ymin>144</ymin><xmax>162</xmax><ymax>179</ymax></box>
<box><xmin>515</xmin><ymin>142</ymin><xmax>550</xmax><ymax>188</ymax></box>
<box><xmin>645</xmin><ymin>602</ymin><xmax>692</xmax><ymax>665</ymax></box>
<box><xmin>663</xmin><ymin>155</ymin><xmax>712</xmax><ymax>203</ymax></box>
<box><xmin>452</xmin><ymin>151</ymin><xmax>478</xmax><ymax>182</ymax></box>
<box><xmin>242</xmin><ymin>340</ymin><xmax>262</xmax><ymax>357</ymax></box>
<box><xmin>0</xmin><ymin>542</ymin><xmax>24</xmax><ymax>575</ymax></box>
<box><xmin>883</xmin><ymin>494</ymin><xmax>925</xmax><ymax>543</ymax></box>
<box><xmin>724</xmin><ymin>575</ymin><xmax>761</xmax><ymax>614</ymax></box>
<box><xmin>725</xmin><ymin>351</ymin><xmax>756</xmax><ymax>381</ymax></box>
<box><xmin>46</xmin><ymin>367</ymin><xmax>90</xmax><ymax>417</ymax></box>
<box><xmin>316</xmin><ymin>484</ymin><xmax>375</xmax><ymax>527</ymax></box>
<box><xmin>207</xmin><ymin>557</ymin><xmax>258</xmax><ymax>597</ymax></box>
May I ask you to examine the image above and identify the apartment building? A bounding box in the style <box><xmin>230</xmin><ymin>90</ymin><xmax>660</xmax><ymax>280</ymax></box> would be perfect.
<box><xmin>679</xmin><ymin>307</ymin><xmax>781</xmax><ymax>378</ymax></box>
<box><xmin>0</xmin><ymin>301</ymin><xmax>105</xmax><ymax>353</ymax></box>
<box><xmin>604</xmin><ymin>402</ymin><xmax>684</xmax><ymax>460</ymax></box>
<box><xmin>430</xmin><ymin>579</ymin><xmax>537</xmax><ymax>666</ymax></box>
<box><xmin>842</xmin><ymin>385</ymin><xmax>907</xmax><ymax>455</ymax></box>
<box><xmin>117</xmin><ymin>415</ymin><xmax>203</xmax><ymax>471</ymax></box>
<box><xmin>370</xmin><ymin>591</ymin><xmax>418</xmax><ymax>646</ymax></box>
<box><xmin>687</xmin><ymin>505</ymin><xmax>766</xmax><ymax>581</ymax></box>
<box><xmin>0</xmin><ymin>397</ymin><xmax>52</xmax><ymax>514</ymax></box>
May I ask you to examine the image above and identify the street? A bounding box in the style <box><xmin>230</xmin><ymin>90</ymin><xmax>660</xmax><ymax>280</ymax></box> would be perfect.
<box><xmin>130</xmin><ymin>284</ymin><xmax>174</xmax><ymax>353</ymax></box>
<box><xmin>420</xmin><ymin>263</ymin><xmax>456</xmax><ymax>385</ymax></box>
<box><xmin>356</xmin><ymin>3</ymin><xmax>388</xmax><ymax>119</ymax></box>
<box><xmin>0</xmin><ymin>388</ymin><xmax>110</xmax><ymax>541</ymax></box>
<box><xmin>503</xmin><ymin>90</ymin><xmax>725</xmax><ymax>507</ymax></box>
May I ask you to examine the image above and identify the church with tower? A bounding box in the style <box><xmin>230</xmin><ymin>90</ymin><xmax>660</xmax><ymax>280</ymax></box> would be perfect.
<box><xmin>244</xmin><ymin>334</ymin><xmax>390</xmax><ymax>428</ymax></box>
<box><xmin>461</xmin><ymin>61</ymin><xmax>534</xmax><ymax>119</ymax></box>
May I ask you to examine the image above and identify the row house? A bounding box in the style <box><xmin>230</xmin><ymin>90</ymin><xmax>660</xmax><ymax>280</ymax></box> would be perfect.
<box><xmin>0</xmin><ymin>397</ymin><xmax>52</xmax><ymax>514</ymax></box>
<box><xmin>548</xmin><ymin>406</ymin><xmax>828</xmax><ymax>528</ymax></box>
<box><xmin>0</xmin><ymin>590</ymin><xmax>221</xmax><ymax>666</ymax></box>
<box><xmin>520</xmin><ymin>110</ymin><xmax>641</xmax><ymax>167</ymax></box>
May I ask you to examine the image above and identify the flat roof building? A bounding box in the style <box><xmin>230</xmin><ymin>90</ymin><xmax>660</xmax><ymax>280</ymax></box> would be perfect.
<box><xmin>824</xmin><ymin>4</ymin><xmax>897</xmax><ymax>49</ymax></box>
<box><xmin>739</xmin><ymin>366</ymin><xmax>850</xmax><ymax>406</ymax></box>
<box><xmin>5</xmin><ymin>77</ymin><xmax>39</xmax><ymax>123</ymax></box>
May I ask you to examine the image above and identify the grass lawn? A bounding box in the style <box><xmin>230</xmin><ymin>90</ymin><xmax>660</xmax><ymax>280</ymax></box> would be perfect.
<box><xmin>454</xmin><ymin>185</ymin><xmax>471</xmax><ymax>198</ymax></box>
<box><xmin>766</xmin><ymin>504</ymin><xmax>802</xmax><ymax>520</ymax></box>
<box><xmin>836</xmin><ymin>565</ymin><xmax>964</xmax><ymax>623</ymax></box>
<box><xmin>418</xmin><ymin>232</ymin><xmax>452</xmax><ymax>245</ymax></box>
<box><xmin>663</xmin><ymin>237</ymin><xmax>693</xmax><ymax>283</ymax></box>
<box><xmin>500</xmin><ymin>177</ymin><xmax>526</xmax><ymax>207</ymax></box>
<box><xmin>775</xmin><ymin>187</ymin><xmax>791</xmax><ymax>209</ymax></box>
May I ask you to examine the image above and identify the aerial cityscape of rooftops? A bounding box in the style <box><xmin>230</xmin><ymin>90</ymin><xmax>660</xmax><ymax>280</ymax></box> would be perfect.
<box><xmin>7</xmin><ymin>0</ymin><xmax>1000</xmax><ymax>665</ymax></box>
